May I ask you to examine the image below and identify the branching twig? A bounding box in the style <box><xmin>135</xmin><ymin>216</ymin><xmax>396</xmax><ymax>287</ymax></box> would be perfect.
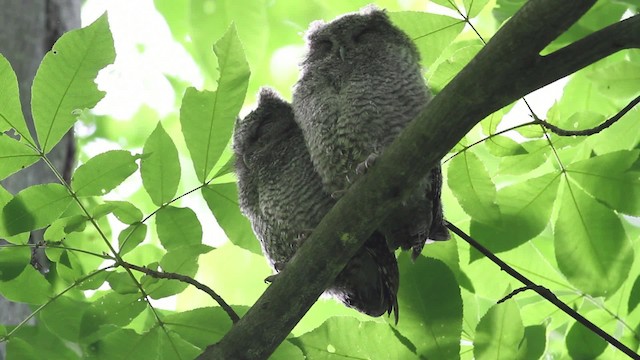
<box><xmin>534</xmin><ymin>95</ymin><xmax>640</xmax><ymax>136</ymax></box>
<box><xmin>119</xmin><ymin>261</ymin><xmax>240</xmax><ymax>323</ymax></box>
<box><xmin>446</xmin><ymin>222</ymin><xmax>640</xmax><ymax>360</ymax></box>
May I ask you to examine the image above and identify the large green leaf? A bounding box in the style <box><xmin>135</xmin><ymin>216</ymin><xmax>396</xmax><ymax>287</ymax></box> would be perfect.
<box><xmin>80</xmin><ymin>292</ymin><xmax>148</xmax><ymax>343</ymax></box>
<box><xmin>83</xmin><ymin>327</ymin><xmax>200</xmax><ymax>360</ymax></box>
<box><xmin>0</xmin><ymin>54</ymin><xmax>33</xmax><ymax>145</ymax></box>
<box><xmin>0</xmin><ymin>183</ymin><xmax>72</xmax><ymax>236</ymax></box>
<box><xmin>470</xmin><ymin>172</ymin><xmax>560</xmax><ymax>260</ymax></box>
<box><xmin>291</xmin><ymin>317</ymin><xmax>416</xmax><ymax>359</ymax></box>
<box><xmin>202</xmin><ymin>183</ymin><xmax>260</xmax><ymax>254</ymax></box>
<box><xmin>155</xmin><ymin>206</ymin><xmax>202</xmax><ymax>250</ymax></box>
<box><xmin>180</xmin><ymin>24</ymin><xmax>250</xmax><ymax>183</ymax></box>
<box><xmin>555</xmin><ymin>183</ymin><xmax>634</xmax><ymax>296</ymax></box>
<box><xmin>0</xmin><ymin>134</ymin><xmax>40</xmax><ymax>181</ymax></box>
<box><xmin>141</xmin><ymin>122</ymin><xmax>181</xmax><ymax>206</ymax></box>
<box><xmin>71</xmin><ymin>150</ymin><xmax>139</xmax><ymax>197</ymax></box>
<box><xmin>389</xmin><ymin>12</ymin><xmax>465</xmax><ymax>69</ymax></box>
<box><xmin>0</xmin><ymin>246</ymin><xmax>31</xmax><ymax>282</ymax></box>
<box><xmin>473</xmin><ymin>300</ymin><xmax>526</xmax><ymax>360</ymax></box>
<box><xmin>31</xmin><ymin>14</ymin><xmax>115</xmax><ymax>153</ymax></box>
<box><xmin>567</xmin><ymin>150</ymin><xmax>640</xmax><ymax>216</ymax></box>
<box><xmin>448</xmin><ymin>150</ymin><xmax>500</xmax><ymax>224</ymax></box>
<box><xmin>566</xmin><ymin>320</ymin><xmax>607</xmax><ymax>359</ymax></box>
<box><xmin>396</xmin><ymin>255</ymin><xmax>462</xmax><ymax>359</ymax></box>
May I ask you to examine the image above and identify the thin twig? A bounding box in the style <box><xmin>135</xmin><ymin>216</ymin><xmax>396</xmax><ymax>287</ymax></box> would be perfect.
<box><xmin>446</xmin><ymin>221</ymin><xmax>640</xmax><ymax>359</ymax></box>
<box><xmin>534</xmin><ymin>95</ymin><xmax>640</xmax><ymax>136</ymax></box>
<box><xmin>120</xmin><ymin>261</ymin><xmax>240</xmax><ymax>323</ymax></box>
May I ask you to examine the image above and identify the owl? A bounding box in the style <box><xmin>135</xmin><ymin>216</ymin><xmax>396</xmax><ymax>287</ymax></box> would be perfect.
<box><xmin>233</xmin><ymin>87</ymin><xmax>399</xmax><ymax>320</ymax></box>
<box><xmin>292</xmin><ymin>6</ymin><xmax>449</xmax><ymax>258</ymax></box>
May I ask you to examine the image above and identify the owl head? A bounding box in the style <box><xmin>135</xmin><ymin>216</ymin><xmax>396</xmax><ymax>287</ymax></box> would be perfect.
<box><xmin>302</xmin><ymin>5</ymin><xmax>420</xmax><ymax>69</ymax></box>
<box><xmin>232</xmin><ymin>88</ymin><xmax>295</xmax><ymax>160</ymax></box>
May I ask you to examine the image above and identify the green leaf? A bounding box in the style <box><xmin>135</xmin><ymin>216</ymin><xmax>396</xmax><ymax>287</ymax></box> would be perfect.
<box><xmin>389</xmin><ymin>12</ymin><xmax>465</xmax><ymax>69</ymax></box>
<box><xmin>566</xmin><ymin>321</ymin><xmax>607</xmax><ymax>359</ymax></box>
<box><xmin>0</xmin><ymin>246</ymin><xmax>30</xmax><ymax>281</ymax></box>
<box><xmin>0</xmin><ymin>183</ymin><xmax>72</xmax><ymax>236</ymax></box>
<box><xmin>32</xmin><ymin>14</ymin><xmax>115</xmax><ymax>153</ymax></box>
<box><xmin>141</xmin><ymin>122</ymin><xmax>181</xmax><ymax>206</ymax></box>
<box><xmin>0</xmin><ymin>54</ymin><xmax>34</xmax><ymax>145</ymax></box>
<box><xmin>93</xmin><ymin>200</ymin><xmax>143</xmax><ymax>224</ymax></box>
<box><xmin>448</xmin><ymin>150</ymin><xmax>500</xmax><ymax>224</ymax></box>
<box><xmin>107</xmin><ymin>271</ymin><xmax>139</xmax><ymax>295</ymax></box>
<box><xmin>629</xmin><ymin>276</ymin><xmax>640</xmax><ymax>313</ymax></box>
<box><xmin>80</xmin><ymin>292</ymin><xmax>148</xmax><ymax>343</ymax></box>
<box><xmin>470</xmin><ymin>172</ymin><xmax>560</xmax><ymax>259</ymax></box>
<box><xmin>522</xmin><ymin>325</ymin><xmax>546</xmax><ymax>360</ymax></box>
<box><xmin>180</xmin><ymin>24</ymin><xmax>250</xmax><ymax>183</ymax></box>
<box><xmin>44</xmin><ymin>215</ymin><xmax>88</xmax><ymax>242</ymax></box>
<box><xmin>40</xmin><ymin>296</ymin><xmax>89</xmax><ymax>341</ymax></box>
<box><xmin>396</xmin><ymin>255</ymin><xmax>462</xmax><ymax>358</ymax></box>
<box><xmin>7</xmin><ymin>325</ymin><xmax>79</xmax><ymax>360</ymax></box>
<box><xmin>118</xmin><ymin>224</ymin><xmax>147</xmax><ymax>256</ymax></box>
<box><xmin>431</xmin><ymin>0</ymin><xmax>489</xmax><ymax>18</ymax></box>
<box><xmin>428</xmin><ymin>44</ymin><xmax>482</xmax><ymax>91</ymax></box>
<box><xmin>0</xmin><ymin>265</ymin><xmax>52</xmax><ymax>304</ymax></box>
<box><xmin>146</xmin><ymin>244</ymin><xmax>213</xmax><ymax>299</ymax></box>
<box><xmin>291</xmin><ymin>317</ymin><xmax>416</xmax><ymax>359</ymax></box>
<box><xmin>202</xmin><ymin>183</ymin><xmax>261</xmax><ymax>254</ymax></box>
<box><xmin>0</xmin><ymin>132</ymin><xmax>40</xmax><ymax>180</ymax></box>
<box><xmin>84</xmin><ymin>327</ymin><xmax>201</xmax><ymax>360</ymax></box>
<box><xmin>568</xmin><ymin>150</ymin><xmax>640</xmax><ymax>216</ymax></box>
<box><xmin>71</xmin><ymin>150</ymin><xmax>139</xmax><ymax>197</ymax></box>
<box><xmin>163</xmin><ymin>307</ymin><xmax>236</xmax><ymax>348</ymax></box>
<box><xmin>555</xmin><ymin>183</ymin><xmax>634</xmax><ymax>296</ymax></box>
<box><xmin>474</xmin><ymin>301</ymin><xmax>525</xmax><ymax>360</ymax></box>
<box><xmin>155</xmin><ymin>206</ymin><xmax>202</xmax><ymax>250</ymax></box>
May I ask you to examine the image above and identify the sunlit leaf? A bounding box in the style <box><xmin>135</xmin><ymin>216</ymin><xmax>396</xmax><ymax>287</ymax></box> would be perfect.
<box><xmin>0</xmin><ymin>54</ymin><xmax>33</xmax><ymax>145</ymax></box>
<box><xmin>291</xmin><ymin>317</ymin><xmax>416</xmax><ymax>359</ymax></box>
<box><xmin>94</xmin><ymin>327</ymin><xmax>201</xmax><ymax>360</ymax></box>
<box><xmin>180</xmin><ymin>24</ymin><xmax>250</xmax><ymax>183</ymax></box>
<box><xmin>71</xmin><ymin>150</ymin><xmax>139</xmax><ymax>197</ymax></box>
<box><xmin>163</xmin><ymin>307</ymin><xmax>236</xmax><ymax>348</ymax></box>
<box><xmin>474</xmin><ymin>300</ymin><xmax>525</xmax><ymax>360</ymax></box>
<box><xmin>470</xmin><ymin>172</ymin><xmax>560</xmax><ymax>260</ymax></box>
<box><xmin>448</xmin><ymin>150</ymin><xmax>500</xmax><ymax>224</ymax></box>
<box><xmin>93</xmin><ymin>201</ymin><xmax>143</xmax><ymax>224</ymax></box>
<box><xmin>522</xmin><ymin>325</ymin><xmax>547</xmax><ymax>360</ymax></box>
<box><xmin>567</xmin><ymin>150</ymin><xmax>640</xmax><ymax>216</ymax></box>
<box><xmin>155</xmin><ymin>206</ymin><xmax>202</xmax><ymax>250</ymax></box>
<box><xmin>0</xmin><ymin>183</ymin><xmax>72</xmax><ymax>236</ymax></box>
<box><xmin>431</xmin><ymin>0</ymin><xmax>489</xmax><ymax>18</ymax></box>
<box><xmin>141</xmin><ymin>122</ymin><xmax>180</xmax><ymax>206</ymax></box>
<box><xmin>428</xmin><ymin>44</ymin><xmax>482</xmax><ymax>91</ymax></box>
<box><xmin>389</xmin><ymin>12</ymin><xmax>465</xmax><ymax>69</ymax></box>
<box><xmin>397</xmin><ymin>255</ymin><xmax>462</xmax><ymax>358</ymax></box>
<box><xmin>202</xmin><ymin>183</ymin><xmax>260</xmax><ymax>254</ymax></box>
<box><xmin>145</xmin><ymin>244</ymin><xmax>213</xmax><ymax>299</ymax></box>
<box><xmin>32</xmin><ymin>14</ymin><xmax>115</xmax><ymax>153</ymax></box>
<box><xmin>0</xmin><ymin>136</ymin><xmax>34</xmax><ymax>190</ymax></box>
<box><xmin>40</xmin><ymin>296</ymin><xmax>89</xmax><ymax>341</ymax></box>
<box><xmin>0</xmin><ymin>246</ymin><xmax>30</xmax><ymax>281</ymax></box>
<box><xmin>118</xmin><ymin>224</ymin><xmax>147</xmax><ymax>256</ymax></box>
<box><xmin>80</xmin><ymin>292</ymin><xmax>147</xmax><ymax>343</ymax></box>
<box><xmin>629</xmin><ymin>276</ymin><xmax>640</xmax><ymax>313</ymax></box>
<box><xmin>555</xmin><ymin>183</ymin><xmax>634</xmax><ymax>296</ymax></box>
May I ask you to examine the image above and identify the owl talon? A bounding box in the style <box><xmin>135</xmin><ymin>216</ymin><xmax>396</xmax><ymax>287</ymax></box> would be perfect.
<box><xmin>264</xmin><ymin>274</ymin><xmax>278</xmax><ymax>283</ymax></box>
<box><xmin>356</xmin><ymin>152</ymin><xmax>378</xmax><ymax>175</ymax></box>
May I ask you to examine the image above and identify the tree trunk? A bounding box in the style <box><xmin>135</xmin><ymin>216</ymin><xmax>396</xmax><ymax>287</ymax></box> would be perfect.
<box><xmin>0</xmin><ymin>1</ymin><xmax>80</xmax><ymax>358</ymax></box>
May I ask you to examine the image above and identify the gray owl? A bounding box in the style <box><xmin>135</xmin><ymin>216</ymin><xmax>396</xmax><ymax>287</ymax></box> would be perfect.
<box><xmin>292</xmin><ymin>6</ymin><xmax>449</xmax><ymax>258</ymax></box>
<box><xmin>233</xmin><ymin>87</ymin><xmax>399</xmax><ymax>320</ymax></box>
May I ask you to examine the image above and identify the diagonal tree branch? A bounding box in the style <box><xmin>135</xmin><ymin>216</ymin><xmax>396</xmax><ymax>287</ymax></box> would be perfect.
<box><xmin>199</xmin><ymin>1</ymin><xmax>640</xmax><ymax>358</ymax></box>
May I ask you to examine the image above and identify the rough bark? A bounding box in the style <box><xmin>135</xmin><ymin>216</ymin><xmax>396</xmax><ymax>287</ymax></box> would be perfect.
<box><xmin>0</xmin><ymin>1</ymin><xmax>80</xmax><ymax>358</ymax></box>
<box><xmin>198</xmin><ymin>1</ymin><xmax>640</xmax><ymax>359</ymax></box>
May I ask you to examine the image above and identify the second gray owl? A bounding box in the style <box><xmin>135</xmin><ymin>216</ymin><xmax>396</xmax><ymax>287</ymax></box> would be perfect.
<box><xmin>292</xmin><ymin>7</ymin><xmax>449</xmax><ymax>258</ymax></box>
<box><xmin>234</xmin><ymin>88</ymin><xmax>399</xmax><ymax>320</ymax></box>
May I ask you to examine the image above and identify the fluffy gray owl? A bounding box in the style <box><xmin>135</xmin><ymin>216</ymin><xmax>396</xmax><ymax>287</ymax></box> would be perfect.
<box><xmin>292</xmin><ymin>6</ymin><xmax>449</xmax><ymax>258</ymax></box>
<box><xmin>233</xmin><ymin>88</ymin><xmax>399</xmax><ymax>320</ymax></box>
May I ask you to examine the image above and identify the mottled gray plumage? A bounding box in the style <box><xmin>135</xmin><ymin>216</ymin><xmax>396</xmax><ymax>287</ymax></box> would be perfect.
<box><xmin>233</xmin><ymin>88</ymin><xmax>399</xmax><ymax>320</ymax></box>
<box><xmin>292</xmin><ymin>6</ymin><xmax>449</xmax><ymax>258</ymax></box>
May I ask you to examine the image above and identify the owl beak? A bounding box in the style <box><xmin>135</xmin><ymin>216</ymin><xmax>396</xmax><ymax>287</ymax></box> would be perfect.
<box><xmin>339</xmin><ymin>46</ymin><xmax>346</xmax><ymax>61</ymax></box>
